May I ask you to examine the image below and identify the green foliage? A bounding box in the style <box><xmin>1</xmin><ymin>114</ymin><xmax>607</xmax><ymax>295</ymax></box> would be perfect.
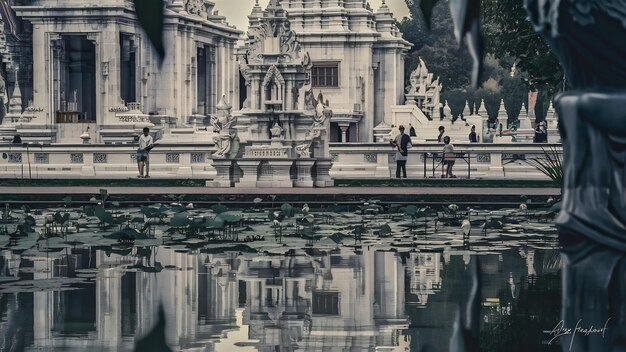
<box><xmin>62</xmin><ymin>196</ymin><xmax>72</xmax><ymax>208</ymax></box>
<box><xmin>211</xmin><ymin>204</ymin><xmax>229</xmax><ymax>214</ymax></box>
<box><xmin>475</xmin><ymin>87</ymin><xmax>501</xmax><ymax>120</ymax></box>
<box><xmin>522</xmin><ymin>147</ymin><xmax>563</xmax><ymax>185</ymax></box>
<box><xmin>481</xmin><ymin>0</ymin><xmax>563</xmax><ymax>95</ymax></box>
<box><xmin>501</xmin><ymin>74</ymin><xmax>527</xmax><ymax>121</ymax></box>
<box><xmin>170</xmin><ymin>212</ymin><xmax>191</xmax><ymax>228</ymax></box>
<box><xmin>94</xmin><ymin>206</ymin><xmax>113</xmax><ymax>225</ymax></box>
<box><xmin>442</xmin><ymin>88</ymin><xmax>470</xmax><ymax>117</ymax></box>
<box><xmin>399</xmin><ymin>1</ymin><xmax>473</xmax><ymax>90</ymax></box>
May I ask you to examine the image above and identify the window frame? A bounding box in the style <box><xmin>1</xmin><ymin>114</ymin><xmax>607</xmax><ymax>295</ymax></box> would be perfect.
<box><xmin>311</xmin><ymin>62</ymin><xmax>340</xmax><ymax>88</ymax></box>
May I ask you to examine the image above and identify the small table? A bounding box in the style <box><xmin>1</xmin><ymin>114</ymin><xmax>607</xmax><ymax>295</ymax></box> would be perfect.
<box><xmin>423</xmin><ymin>152</ymin><xmax>471</xmax><ymax>178</ymax></box>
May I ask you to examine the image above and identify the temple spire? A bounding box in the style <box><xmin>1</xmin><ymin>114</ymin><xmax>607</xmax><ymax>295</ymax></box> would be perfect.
<box><xmin>8</xmin><ymin>69</ymin><xmax>22</xmax><ymax>115</ymax></box>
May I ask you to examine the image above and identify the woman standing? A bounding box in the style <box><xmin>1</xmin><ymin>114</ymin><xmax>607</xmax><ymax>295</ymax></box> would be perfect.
<box><xmin>442</xmin><ymin>136</ymin><xmax>456</xmax><ymax>178</ymax></box>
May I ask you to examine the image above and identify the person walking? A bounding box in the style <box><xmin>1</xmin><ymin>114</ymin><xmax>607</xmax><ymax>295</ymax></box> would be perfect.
<box><xmin>469</xmin><ymin>125</ymin><xmax>479</xmax><ymax>143</ymax></box>
<box><xmin>136</xmin><ymin>127</ymin><xmax>154</xmax><ymax>178</ymax></box>
<box><xmin>391</xmin><ymin>125</ymin><xmax>412</xmax><ymax>179</ymax></box>
<box><xmin>409</xmin><ymin>123</ymin><xmax>416</xmax><ymax>137</ymax></box>
<box><xmin>442</xmin><ymin>136</ymin><xmax>456</xmax><ymax>178</ymax></box>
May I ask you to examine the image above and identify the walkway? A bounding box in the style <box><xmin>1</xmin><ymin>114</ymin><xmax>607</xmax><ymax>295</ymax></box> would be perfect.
<box><xmin>0</xmin><ymin>186</ymin><xmax>561</xmax><ymax>196</ymax></box>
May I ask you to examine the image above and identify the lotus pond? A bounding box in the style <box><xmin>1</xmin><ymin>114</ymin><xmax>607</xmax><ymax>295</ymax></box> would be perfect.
<box><xmin>0</xmin><ymin>197</ymin><xmax>563</xmax><ymax>351</ymax></box>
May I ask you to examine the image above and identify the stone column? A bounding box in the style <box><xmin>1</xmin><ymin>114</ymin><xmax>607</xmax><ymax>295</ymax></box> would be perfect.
<box><xmin>488</xmin><ymin>151</ymin><xmax>503</xmax><ymax>177</ymax></box>
<box><xmin>313</xmin><ymin>158</ymin><xmax>334</xmax><ymax>187</ymax></box>
<box><xmin>375</xmin><ymin>152</ymin><xmax>391</xmax><ymax>178</ymax></box>
<box><xmin>339</xmin><ymin>124</ymin><xmax>349</xmax><ymax>143</ymax></box>
<box><xmin>235</xmin><ymin>159</ymin><xmax>260</xmax><ymax>188</ymax></box>
<box><xmin>206</xmin><ymin>159</ymin><xmax>233</xmax><ymax>187</ymax></box>
<box><xmin>30</xmin><ymin>25</ymin><xmax>49</xmax><ymax>123</ymax></box>
<box><xmin>49</xmin><ymin>34</ymin><xmax>63</xmax><ymax>125</ymax></box>
<box><xmin>293</xmin><ymin>159</ymin><xmax>315</xmax><ymax>187</ymax></box>
<box><xmin>177</xmin><ymin>151</ymin><xmax>193</xmax><ymax>178</ymax></box>
<box><xmin>81</xmin><ymin>151</ymin><xmax>96</xmax><ymax>177</ymax></box>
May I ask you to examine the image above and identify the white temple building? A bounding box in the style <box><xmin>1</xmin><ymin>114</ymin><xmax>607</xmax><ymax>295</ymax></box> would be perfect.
<box><xmin>241</xmin><ymin>0</ymin><xmax>411</xmax><ymax>143</ymax></box>
<box><xmin>0</xmin><ymin>0</ymin><xmax>242</xmax><ymax>144</ymax></box>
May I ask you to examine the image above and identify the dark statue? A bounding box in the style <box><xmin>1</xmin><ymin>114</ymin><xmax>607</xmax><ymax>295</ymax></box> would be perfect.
<box><xmin>130</xmin><ymin>0</ymin><xmax>626</xmax><ymax>350</ymax></box>
<box><xmin>429</xmin><ymin>0</ymin><xmax>626</xmax><ymax>351</ymax></box>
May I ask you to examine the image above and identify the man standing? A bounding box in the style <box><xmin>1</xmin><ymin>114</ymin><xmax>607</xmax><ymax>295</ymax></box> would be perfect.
<box><xmin>469</xmin><ymin>125</ymin><xmax>479</xmax><ymax>143</ymax></box>
<box><xmin>136</xmin><ymin>127</ymin><xmax>154</xmax><ymax>178</ymax></box>
<box><xmin>409</xmin><ymin>123</ymin><xmax>417</xmax><ymax>137</ymax></box>
<box><xmin>391</xmin><ymin>125</ymin><xmax>412</xmax><ymax>179</ymax></box>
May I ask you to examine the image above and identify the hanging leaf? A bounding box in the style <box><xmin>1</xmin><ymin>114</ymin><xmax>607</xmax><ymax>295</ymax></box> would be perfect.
<box><xmin>419</xmin><ymin>0</ymin><xmax>441</xmax><ymax>29</ymax></box>
<box><xmin>133</xmin><ymin>0</ymin><xmax>165</xmax><ymax>62</ymax></box>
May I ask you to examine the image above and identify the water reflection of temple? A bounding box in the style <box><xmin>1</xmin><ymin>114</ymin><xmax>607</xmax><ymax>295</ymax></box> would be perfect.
<box><xmin>8</xmin><ymin>248</ymin><xmax>409</xmax><ymax>351</ymax></box>
<box><xmin>404</xmin><ymin>252</ymin><xmax>442</xmax><ymax>307</ymax></box>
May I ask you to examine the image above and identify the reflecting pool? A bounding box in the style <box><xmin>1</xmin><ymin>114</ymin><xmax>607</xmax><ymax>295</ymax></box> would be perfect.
<box><xmin>0</xmin><ymin>203</ymin><xmax>562</xmax><ymax>351</ymax></box>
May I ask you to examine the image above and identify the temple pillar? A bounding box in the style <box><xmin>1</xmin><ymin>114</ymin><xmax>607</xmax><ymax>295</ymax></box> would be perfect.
<box><xmin>339</xmin><ymin>124</ymin><xmax>349</xmax><ymax>143</ymax></box>
<box><xmin>29</xmin><ymin>25</ymin><xmax>48</xmax><ymax>123</ymax></box>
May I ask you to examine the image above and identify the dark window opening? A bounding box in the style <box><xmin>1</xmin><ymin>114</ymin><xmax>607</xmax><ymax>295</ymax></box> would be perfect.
<box><xmin>311</xmin><ymin>64</ymin><xmax>339</xmax><ymax>87</ymax></box>
<box><xmin>197</xmin><ymin>45</ymin><xmax>216</xmax><ymax>115</ymax></box>
<box><xmin>312</xmin><ymin>292</ymin><xmax>339</xmax><ymax>315</ymax></box>
<box><xmin>120</xmin><ymin>33</ymin><xmax>137</xmax><ymax>104</ymax></box>
<box><xmin>54</xmin><ymin>35</ymin><xmax>96</xmax><ymax>123</ymax></box>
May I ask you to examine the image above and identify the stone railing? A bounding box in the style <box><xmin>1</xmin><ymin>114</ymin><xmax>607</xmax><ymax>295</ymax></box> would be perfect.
<box><xmin>0</xmin><ymin>144</ymin><xmax>216</xmax><ymax>179</ymax></box>
<box><xmin>0</xmin><ymin>142</ymin><xmax>563</xmax><ymax>181</ymax></box>
<box><xmin>328</xmin><ymin>143</ymin><xmax>563</xmax><ymax>180</ymax></box>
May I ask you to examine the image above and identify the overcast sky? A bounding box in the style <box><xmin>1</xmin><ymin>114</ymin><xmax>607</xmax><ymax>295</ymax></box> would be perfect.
<box><xmin>212</xmin><ymin>0</ymin><xmax>411</xmax><ymax>30</ymax></box>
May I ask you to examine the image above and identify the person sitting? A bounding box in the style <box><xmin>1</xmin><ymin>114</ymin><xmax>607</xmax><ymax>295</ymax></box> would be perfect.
<box><xmin>442</xmin><ymin>136</ymin><xmax>456</xmax><ymax>178</ymax></box>
<box><xmin>11</xmin><ymin>134</ymin><xmax>22</xmax><ymax>144</ymax></box>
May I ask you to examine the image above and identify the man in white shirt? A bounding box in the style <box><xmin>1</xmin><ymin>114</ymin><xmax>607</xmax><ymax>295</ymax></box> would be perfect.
<box><xmin>137</xmin><ymin>127</ymin><xmax>154</xmax><ymax>178</ymax></box>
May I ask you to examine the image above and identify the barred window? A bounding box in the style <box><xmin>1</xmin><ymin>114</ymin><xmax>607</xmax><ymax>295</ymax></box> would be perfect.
<box><xmin>311</xmin><ymin>64</ymin><xmax>339</xmax><ymax>87</ymax></box>
<box><xmin>312</xmin><ymin>292</ymin><xmax>339</xmax><ymax>315</ymax></box>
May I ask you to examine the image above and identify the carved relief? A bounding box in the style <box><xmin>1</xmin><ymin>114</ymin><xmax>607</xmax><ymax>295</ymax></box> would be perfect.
<box><xmin>295</xmin><ymin>143</ymin><xmax>311</xmax><ymax>158</ymax></box>
<box><xmin>185</xmin><ymin>0</ymin><xmax>207</xmax><ymax>18</ymax></box>
<box><xmin>246</xmin><ymin>5</ymin><xmax>303</xmax><ymax>64</ymax></box>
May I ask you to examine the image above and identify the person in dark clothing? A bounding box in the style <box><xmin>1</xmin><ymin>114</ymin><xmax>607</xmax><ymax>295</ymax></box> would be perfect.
<box><xmin>409</xmin><ymin>124</ymin><xmax>416</xmax><ymax>137</ymax></box>
<box><xmin>391</xmin><ymin>125</ymin><xmax>412</xmax><ymax>179</ymax></box>
<box><xmin>437</xmin><ymin>126</ymin><xmax>446</xmax><ymax>143</ymax></box>
<box><xmin>11</xmin><ymin>135</ymin><xmax>21</xmax><ymax>144</ymax></box>
<box><xmin>469</xmin><ymin>125</ymin><xmax>479</xmax><ymax>143</ymax></box>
